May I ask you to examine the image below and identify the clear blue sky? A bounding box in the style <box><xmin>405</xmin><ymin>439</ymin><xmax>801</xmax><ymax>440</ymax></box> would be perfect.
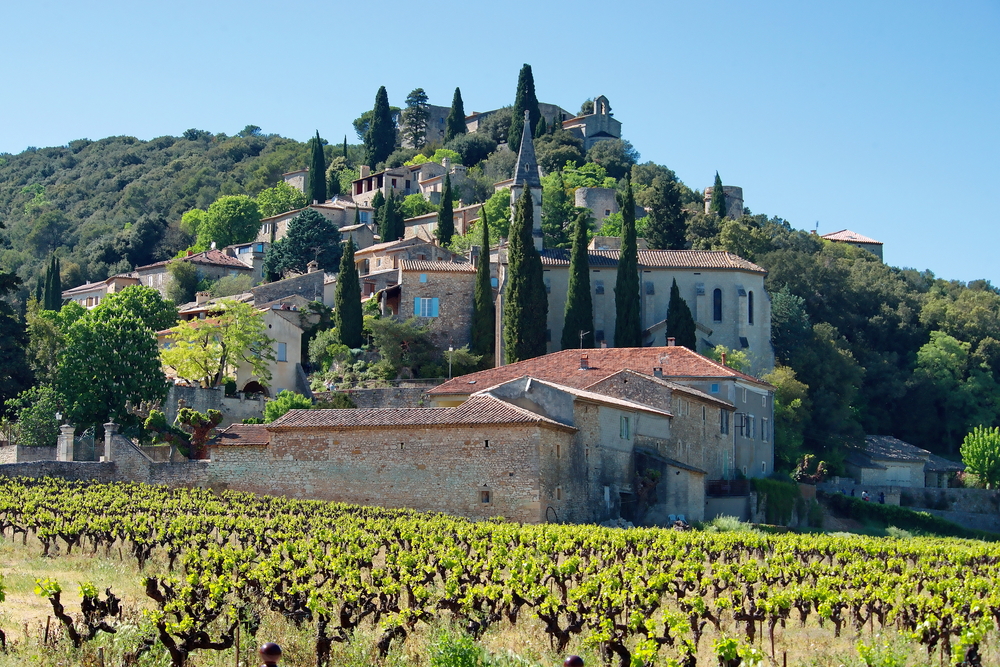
<box><xmin>2</xmin><ymin>1</ymin><xmax>997</xmax><ymax>283</ymax></box>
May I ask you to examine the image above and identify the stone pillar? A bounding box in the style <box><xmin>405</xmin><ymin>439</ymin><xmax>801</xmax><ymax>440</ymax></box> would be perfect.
<box><xmin>103</xmin><ymin>422</ymin><xmax>118</xmax><ymax>462</ymax></box>
<box><xmin>57</xmin><ymin>424</ymin><xmax>75</xmax><ymax>462</ymax></box>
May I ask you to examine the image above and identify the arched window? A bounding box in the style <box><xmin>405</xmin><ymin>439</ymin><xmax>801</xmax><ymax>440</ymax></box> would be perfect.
<box><xmin>713</xmin><ymin>288</ymin><xmax>722</xmax><ymax>322</ymax></box>
<box><xmin>748</xmin><ymin>291</ymin><xmax>754</xmax><ymax>325</ymax></box>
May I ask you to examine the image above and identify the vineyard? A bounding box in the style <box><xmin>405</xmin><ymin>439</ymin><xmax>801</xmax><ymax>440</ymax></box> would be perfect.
<box><xmin>0</xmin><ymin>477</ymin><xmax>998</xmax><ymax>667</ymax></box>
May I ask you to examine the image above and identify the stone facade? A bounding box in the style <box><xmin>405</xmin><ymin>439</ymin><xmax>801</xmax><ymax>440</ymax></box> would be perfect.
<box><xmin>575</xmin><ymin>188</ymin><xmax>647</xmax><ymax>231</ymax></box>
<box><xmin>350</xmin><ymin>161</ymin><xmax>467</xmax><ymax>209</ymax></box>
<box><xmin>256</xmin><ymin>201</ymin><xmax>375</xmax><ymax>245</ymax></box>
<box><xmin>62</xmin><ymin>274</ymin><xmax>140</xmax><ymax>309</ymax></box>
<box><xmin>356</xmin><ymin>238</ymin><xmax>463</xmax><ymax>277</ymax></box>
<box><xmin>283</xmin><ymin>169</ymin><xmax>308</xmax><ymax>193</ymax></box>
<box><xmin>136</xmin><ymin>250</ymin><xmax>254</xmax><ymax>299</ymax></box>
<box><xmin>404</xmin><ymin>204</ymin><xmax>482</xmax><ymax>241</ymax></box>
<box><xmin>397</xmin><ymin>261</ymin><xmax>477</xmax><ymax>349</ymax></box>
<box><xmin>165</xmin><ymin>385</ymin><xmax>267</xmax><ymax>428</ymax></box>
<box><xmin>560</xmin><ymin>96</ymin><xmax>622</xmax><ymax>151</ymax></box>
<box><xmin>0</xmin><ymin>444</ymin><xmax>57</xmax><ymax>464</ymax></box>
<box><xmin>703</xmin><ymin>185</ymin><xmax>745</xmax><ymax>219</ymax></box>
<box><xmin>251</xmin><ymin>270</ymin><xmax>326</xmax><ymax>306</ymax></box>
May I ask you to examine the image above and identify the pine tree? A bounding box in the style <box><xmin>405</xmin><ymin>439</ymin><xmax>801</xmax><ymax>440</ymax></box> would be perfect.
<box><xmin>711</xmin><ymin>171</ymin><xmax>727</xmax><ymax>219</ymax></box>
<box><xmin>334</xmin><ymin>241</ymin><xmax>363</xmax><ymax>349</ymax></box>
<box><xmin>503</xmin><ymin>188</ymin><xmax>548</xmax><ymax>363</ymax></box>
<box><xmin>365</xmin><ymin>86</ymin><xmax>396</xmax><ymax>167</ymax></box>
<box><xmin>614</xmin><ymin>173</ymin><xmax>641</xmax><ymax>347</ymax></box>
<box><xmin>561</xmin><ymin>211</ymin><xmax>594</xmax><ymax>350</ymax></box>
<box><xmin>665</xmin><ymin>278</ymin><xmax>697</xmax><ymax>350</ymax></box>
<box><xmin>308</xmin><ymin>131</ymin><xmax>327</xmax><ymax>204</ymax></box>
<box><xmin>436</xmin><ymin>175</ymin><xmax>455</xmax><ymax>246</ymax></box>
<box><xmin>508</xmin><ymin>64</ymin><xmax>541</xmax><ymax>150</ymax></box>
<box><xmin>445</xmin><ymin>87</ymin><xmax>467</xmax><ymax>142</ymax></box>
<box><xmin>371</xmin><ymin>190</ymin><xmax>385</xmax><ymax>238</ymax></box>
<box><xmin>470</xmin><ymin>207</ymin><xmax>495</xmax><ymax>360</ymax></box>
<box><xmin>643</xmin><ymin>174</ymin><xmax>686</xmax><ymax>250</ymax></box>
<box><xmin>401</xmin><ymin>88</ymin><xmax>430</xmax><ymax>149</ymax></box>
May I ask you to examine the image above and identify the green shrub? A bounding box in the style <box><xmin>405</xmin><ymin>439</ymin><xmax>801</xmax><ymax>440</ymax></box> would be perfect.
<box><xmin>751</xmin><ymin>478</ymin><xmax>800</xmax><ymax>525</ymax></box>
<box><xmin>314</xmin><ymin>392</ymin><xmax>356</xmax><ymax>409</ymax></box>
<box><xmin>823</xmin><ymin>492</ymin><xmax>999</xmax><ymax>540</ymax></box>
<box><xmin>429</xmin><ymin>628</ymin><xmax>486</xmax><ymax>667</ymax></box>
<box><xmin>264</xmin><ymin>390</ymin><xmax>312</xmax><ymax>423</ymax></box>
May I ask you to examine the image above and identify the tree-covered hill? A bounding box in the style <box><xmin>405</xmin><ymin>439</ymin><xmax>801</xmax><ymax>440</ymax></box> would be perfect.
<box><xmin>0</xmin><ymin>128</ymin><xmax>312</xmax><ymax>292</ymax></box>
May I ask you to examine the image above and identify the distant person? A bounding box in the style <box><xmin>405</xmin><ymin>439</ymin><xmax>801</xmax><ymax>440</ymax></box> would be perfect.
<box><xmin>259</xmin><ymin>643</ymin><xmax>282</xmax><ymax>667</ymax></box>
<box><xmin>862</xmin><ymin>491</ymin><xmax>870</xmax><ymax>502</ymax></box>
<box><xmin>879</xmin><ymin>491</ymin><xmax>885</xmax><ymax>504</ymax></box>
<box><xmin>850</xmin><ymin>488</ymin><xmax>855</xmax><ymax>497</ymax></box>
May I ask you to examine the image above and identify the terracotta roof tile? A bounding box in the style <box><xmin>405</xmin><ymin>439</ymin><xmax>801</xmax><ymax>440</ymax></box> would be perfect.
<box><xmin>267</xmin><ymin>395</ymin><xmax>575</xmax><ymax>432</ymax></box>
<box><xmin>136</xmin><ymin>249</ymin><xmax>251</xmax><ymax>272</ymax></box>
<box><xmin>399</xmin><ymin>260</ymin><xmax>475</xmax><ymax>273</ymax></box>
<box><xmin>210</xmin><ymin>424</ymin><xmax>270</xmax><ymax>447</ymax></box>
<box><xmin>429</xmin><ymin>346</ymin><xmax>770</xmax><ymax>396</ymax></box>
<box><xmin>486</xmin><ymin>378</ymin><xmax>673</xmax><ymax>418</ymax></box>
<box><xmin>821</xmin><ymin>229</ymin><xmax>882</xmax><ymax>245</ymax></box>
<box><xmin>538</xmin><ymin>249</ymin><xmax>765</xmax><ymax>273</ymax></box>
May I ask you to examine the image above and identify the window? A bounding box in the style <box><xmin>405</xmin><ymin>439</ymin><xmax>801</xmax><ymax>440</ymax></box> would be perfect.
<box><xmin>238</xmin><ymin>246</ymin><xmax>250</xmax><ymax>254</ymax></box>
<box><xmin>713</xmin><ymin>288</ymin><xmax>722</xmax><ymax>321</ymax></box>
<box><xmin>762</xmin><ymin>418</ymin><xmax>769</xmax><ymax>442</ymax></box>
<box><xmin>604</xmin><ymin>209</ymin><xmax>611</xmax><ymax>216</ymax></box>
<box><xmin>414</xmin><ymin>297</ymin><xmax>439</xmax><ymax>317</ymax></box>
<box><xmin>762</xmin><ymin>461</ymin><xmax>767</xmax><ymax>474</ymax></box>
<box><xmin>595</xmin><ymin>280</ymin><xmax>605</xmax><ymax>295</ymax></box>
<box><xmin>595</xmin><ymin>330</ymin><xmax>605</xmax><ymax>341</ymax></box>
<box><xmin>480</xmin><ymin>489</ymin><xmax>491</xmax><ymax>504</ymax></box>
<box><xmin>620</xmin><ymin>416</ymin><xmax>630</xmax><ymax>440</ymax></box>
<box><xmin>762</xmin><ymin>394</ymin><xmax>767</xmax><ymax>407</ymax></box>
<box><xmin>645</xmin><ymin>281</ymin><xmax>655</xmax><ymax>295</ymax></box>
<box><xmin>720</xmin><ymin>410</ymin><xmax>729</xmax><ymax>434</ymax></box>
<box><xmin>419</xmin><ymin>273</ymin><xmax>427</xmax><ymax>283</ymax></box>
<box><xmin>490</xmin><ymin>277</ymin><xmax>498</xmax><ymax>288</ymax></box>
<box><xmin>556</xmin><ymin>486</ymin><xmax>563</xmax><ymax>501</ymax></box>
<box><xmin>276</xmin><ymin>342</ymin><xmax>287</xmax><ymax>362</ymax></box>
<box><xmin>711</xmin><ymin>383</ymin><xmax>720</xmax><ymax>393</ymax></box>
<box><xmin>702</xmin><ymin>406</ymin><xmax>707</xmax><ymax>425</ymax></box>
<box><xmin>748</xmin><ymin>291</ymin><xmax>755</xmax><ymax>325</ymax></box>
<box><xmin>360</xmin><ymin>211</ymin><xmax>370</xmax><ymax>223</ymax></box>
<box><xmin>544</xmin><ymin>277</ymin><xmax>551</xmax><ymax>293</ymax></box>
<box><xmin>556</xmin><ymin>443</ymin><xmax>561</xmax><ymax>458</ymax></box>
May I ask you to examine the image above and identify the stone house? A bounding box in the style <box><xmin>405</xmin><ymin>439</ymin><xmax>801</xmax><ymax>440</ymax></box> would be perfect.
<box><xmin>428</xmin><ymin>344</ymin><xmax>773</xmax><ymax>485</ymax></box>
<box><xmin>224</xmin><ymin>241</ymin><xmax>268</xmax><ymax>283</ymax></box>
<box><xmin>282</xmin><ymin>169</ymin><xmax>308</xmax><ymax>193</ymax></box>
<box><xmin>844</xmin><ymin>435</ymin><xmax>964</xmax><ymax>488</ymax></box>
<box><xmin>465</xmin><ymin>102</ymin><xmax>574</xmax><ymax>137</ymax></box>
<box><xmin>256</xmin><ymin>200</ymin><xmax>375</xmax><ymax>245</ymax></box>
<box><xmin>62</xmin><ymin>273</ymin><xmax>140</xmax><ymax>309</ymax></box>
<box><xmin>350</xmin><ymin>160</ymin><xmax>467</xmax><ymax>208</ymax></box>
<box><xmin>136</xmin><ymin>249</ymin><xmax>254</xmax><ymax>299</ymax></box>
<box><xmin>404</xmin><ymin>203</ymin><xmax>482</xmax><ymax>241</ymax></box>
<box><xmin>395</xmin><ymin>260</ymin><xmax>477</xmax><ymax>349</ymax></box>
<box><xmin>355</xmin><ymin>237</ymin><xmax>464</xmax><ymax>277</ymax></box>
<box><xmin>821</xmin><ymin>230</ymin><xmax>884</xmax><ymax>261</ymax></box>
<box><xmin>339</xmin><ymin>223</ymin><xmax>378</xmax><ymax>250</ymax></box>
<box><xmin>575</xmin><ymin>187</ymin><xmax>647</xmax><ymax>229</ymax></box>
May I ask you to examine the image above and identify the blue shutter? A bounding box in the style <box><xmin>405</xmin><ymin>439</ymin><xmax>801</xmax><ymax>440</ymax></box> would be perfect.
<box><xmin>431</xmin><ymin>298</ymin><xmax>439</xmax><ymax>317</ymax></box>
<box><xmin>414</xmin><ymin>297</ymin><xmax>421</xmax><ymax>316</ymax></box>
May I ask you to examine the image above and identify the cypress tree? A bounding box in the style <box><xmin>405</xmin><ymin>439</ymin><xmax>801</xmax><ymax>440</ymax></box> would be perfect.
<box><xmin>436</xmin><ymin>174</ymin><xmax>455</xmax><ymax>246</ymax></box>
<box><xmin>308</xmin><ymin>131</ymin><xmax>327</xmax><ymax>204</ymax></box>
<box><xmin>364</xmin><ymin>86</ymin><xmax>396</xmax><ymax>167</ymax></box>
<box><xmin>644</xmin><ymin>174</ymin><xmax>686</xmax><ymax>250</ymax></box>
<box><xmin>42</xmin><ymin>255</ymin><xmax>53</xmax><ymax>309</ymax></box>
<box><xmin>665</xmin><ymin>278</ymin><xmax>697</xmax><ymax>350</ymax></box>
<box><xmin>43</xmin><ymin>254</ymin><xmax>61</xmax><ymax>311</ymax></box>
<box><xmin>508</xmin><ymin>64</ymin><xmax>541</xmax><ymax>150</ymax></box>
<box><xmin>535</xmin><ymin>115</ymin><xmax>547</xmax><ymax>137</ymax></box>
<box><xmin>614</xmin><ymin>173</ymin><xmax>641</xmax><ymax>347</ymax></box>
<box><xmin>371</xmin><ymin>190</ymin><xmax>385</xmax><ymax>238</ymax></box>
<box><xmin>354</xmin><ymin>206</ymin><xmax>361</xmax><ymax>225</ymax></box>
<box><xmin>471</xmin><ymin>207</ymin><xmax>495</xmax><ymax>360</ymax></box>
<box><xmin>342</xmin><ymin>135</ymin><xmax>348</xmax><ymax>162</ymax></box>
<box><xmin>503</xmin><ymin>187</ymin><xmax>548</xmax><ymax>363</ymax></box>
<box><xmin>34</xmin><ymin>277</ymin><xmax>43</xmax><ymax>305</ymax></box>
<box><xmin>334</xmin><ymin>241</ymin><xmax>363</xmax><ymax>349</ymax></box>
<box><xmin>445</xmin><ymin>87</ymin><xmax>467</xmax><ymax>142</ymax></box>
<box><xmin>51</xmin><ymin>256</ymin><xmax>61</xmax><ymax>309</ymax></box>
<box><xmin>391</xmin><ymin>191</ymin><xmax>405</xmax><ymax>241</ymax></box>
<box><xmin>711</xmin><ymin>171</ymin><xmax>727</xmax><ymax>219</ymax></box>
<box><xmin>380</xmin><ymin>191</ymin><xmax>400</xmax><ymax>242</ymax></box>
<box><xmin>561</xmin><ymin>211</ymin><xmax>594</xmax><ymax>350</ymax></box>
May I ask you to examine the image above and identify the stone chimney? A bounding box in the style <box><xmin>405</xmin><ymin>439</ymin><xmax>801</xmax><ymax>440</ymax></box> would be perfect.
<box><xmin>360</xmin><ymin>165</ymin><xmax>371</xmax><ymax>178</ymax></box>
<box><xmin>667</xmin><ymin>337</ymin><xmax>676</xmax><ymax>346</ymax></box>
<box><xmin>307</xmin><ymin>260</ymin><xmax>319</xmax><ymax>273</ymax></box>
<box><xmin>652</xmin><ymin>367</ymin><xmax>663</xmax><ymax>379</ymax></box>
<box><xmin>195</xmin><ymin>291</ymin><xmax>211</xmax><ymax>305</ymax></box>
<box><xmin>442</xmin><ymin>157</ymin><xmax>451</xmax><ymax>171</ymax></box>
<box><xmin>721</xmin><ymin>351</ymin><xmax>728</xmax><ymax>366</ymax></box>
<box><xmin>580</xmin><ymin>354</ymin><xmax>589</xmax><ymax>370</ymax></box>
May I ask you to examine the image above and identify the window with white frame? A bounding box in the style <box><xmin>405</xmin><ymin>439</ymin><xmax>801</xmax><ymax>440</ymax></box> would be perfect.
<box><xmin>414</xmin><ymin>297</ymin><xmax>439</xmax><ymax>317</ymax></box>
<box><xmin>620</xmin><ymin>415</ymin><xmax>630</xmax><ymax>440</ymax></box>
<box><xmin>276</xmin><ymin>342</ymin><xmax>287</xmax><ymax>362</ymax></box>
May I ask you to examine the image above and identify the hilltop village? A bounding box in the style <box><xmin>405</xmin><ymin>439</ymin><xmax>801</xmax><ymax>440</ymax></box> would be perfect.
<box><xmin>0</xmin><ymin>65</ymin><xmax>992</xmax><ymax>531</ymax></box>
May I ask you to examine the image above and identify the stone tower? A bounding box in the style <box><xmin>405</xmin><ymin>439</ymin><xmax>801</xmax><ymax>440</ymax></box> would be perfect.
<box><xmin>510</xmin><ymin>110</ymin><xmax>544</xmax><ymax>251</ymax></box>
<box><xmin>703</xmin><ymin>185</ymin><xmax>744</xmax><ymax>219</ymax></box>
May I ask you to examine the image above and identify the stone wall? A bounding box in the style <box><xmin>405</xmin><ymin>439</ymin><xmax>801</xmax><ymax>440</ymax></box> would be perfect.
<box><xmin>399</xmin><ymin>268</ymin><xmax>476</xmax><ymax>349</ymax></box>
<box><xmin>899</xmin><ymin>486</ymin><xmax>1000</xmax><ymax>515</ymax></box>
<box><xmin>0</xmin><ymin>444</ymin><xmax>57</xmax><ymax>464</ymax></box>
<box><xmin>251</xmin><ymin>271</ymin><xmax>325</xmax><ymax>306</ymax></box>
<box><xmin>165</xmin><ymin>385</ymin><xmax>266</xmax><ymax>428</ymax></box>
<box><xmin>0</xmin><ymin>461</ymin><xmax>116</xmax><ymax>483</ymax></box>
<box><xmin>330</xmin><ymin>387</ymin><xmax>430</xmax><ymax>409</ymax></box>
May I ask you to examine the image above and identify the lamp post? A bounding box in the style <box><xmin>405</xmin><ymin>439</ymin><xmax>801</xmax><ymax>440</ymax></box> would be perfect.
<box><xmin>448</xmin><ymin>342</ymin><xmax>454</xmax><ymax>380</ymax></box>
<box><xmin>579</xmin><ymin>330</ymin><xmax>590</xmax><ymax>349</ymax></box>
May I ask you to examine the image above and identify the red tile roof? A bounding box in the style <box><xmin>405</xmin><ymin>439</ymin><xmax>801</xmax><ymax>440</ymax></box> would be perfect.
<box><xmin>538</xmin><ymin>249</ymin><xmax>766</xmax><ymax>273</ymax></box>
<box><xmin>267</xmin><ymin>395</ymin><xmax>575</xmax><ymax>432</ymax></box>
<box><xmin>821</xmin><ymin>229</ymin><xmax>882</xmax><ymax>245</ymax></box>
<box><xmin>429</xmin><ymin>346</ymin><xmax>771</xmax><ymax>396</ymax></box>
<box><xmin>210</xmin><ymin>424</ymin><xmax>270</xmax><ymax>447</ymax></box>
<box><xmin>136</xmin><ymin>249</ymin><xmax>251</xmax><ymax>271</ymax></box>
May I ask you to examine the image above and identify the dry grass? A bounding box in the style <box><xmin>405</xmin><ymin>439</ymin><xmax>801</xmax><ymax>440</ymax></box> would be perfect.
<box><xmin>1</xmin><ymin>532</ymin><xmax>997</xmax><ymax>666</ymax></box>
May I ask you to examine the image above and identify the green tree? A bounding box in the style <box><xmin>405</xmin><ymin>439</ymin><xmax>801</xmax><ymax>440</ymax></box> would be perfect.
<box><xmin>26</xmin><ymin>302</ymin><xmax>85</xmax><ymax>386</ymax></box>
<box><xmin>401</xmin><ymin>88</ymin><xmax>430</xmax><ymax>149</ymax></box>
<box><xmin>365</xmin><ymin>86</ymin><xmax>397</xmax><ymax>167</ymax></box>
<box><xmin>445</xmin><ymin>87</ymin><xmax>467</xmax><ymax>142</ymax></box>
<box><xmin>264</xmin><ymin>390</ymin><xmax>313</xmax><ymax>423</ymax></box>
<box><xmin>502</xmin><ymin>188</ymin><xmax>548</xmax><ymax>363</ymax></box>
<box><xmin>470</xmin><ymin>208</ymin><xmax>495</xmax><ymax>360</ymax></box>
<box><xmin>43</xmin><ymin>254</ymin><xmax>62</xmax><ymax>311</ymax></box>
<box><xmin>535</xmin><ymin>129</ymin><xmax>585</xmax><ymax>174</ymax></box>
<box><xmin>763</xmin><ymin>366</ymin><xmax>811</xmax><ymax>470</ymax></box>
<box><xmin>0</xmin><ymin>266</ymin><xmax>33</xmax><ymax>413</ymax></box>
<box><xmin>180</xmin><ymin>209</ymin><xmax>206</xmax><ymax>240</ymax></box>
<box><xmin>508</xmin><ymin>64</ymin><xmax>540</xmax><ymax>151</ymax></box>
<box><xmin>256</xmin><ymin>181</ymin><xmax>306</xmax><ymax>218</ymax></box>
<box><xmin>209</xmin><ymin>274</ymin><xmax>254</xmax><ymax>298</ymax></box>
<box><xmin>718</xmin><ymin>217</ymin><xmax>771</xmax><ymax>261</ymax></box>
<box><xmin>436</xmin><ymin>175</ymin><xmax>455</xmax><ymax>245</ymax></box>
<box><xmin>561</xmin><ymin>211</ymin><xmax>594</xmax><ymax>350</ymax></box>
<box><xmin>541</xmin><ymin>171</ymin><xmax>573</xmax><ymax>248</ymax></box>
<box><xmin>444</xmin><ymin>132</ymin><xmax>496</xmax><ymax>167</ymax></box>
<box><xmin>400</xmin><ymin>193</ymin><xmax>437</xmax><ymax>219</ymax></box>
<box><xmin>308</xmin><ymin>131</ymin><xmax>327</xmax><ymax>204</ymax></box>
<box><xmin>262</xmin><ymin>209</ymin><xmax>343</xmax><ymax>280</ymax></box>
<box><xmin>614</xmin><ymin>174</ymin><xmax>641</xmax><ymax>347</ymax></box>
<box><xmin>371</xmin><ymin>190</ymin><xmax>386</xmax><ymax>235</ymax></box>
<box><xmin>334</xmin><ymin>242</ymin><xmax>363</xmax><ymax>349</ymax></box>
<box><xmin>166</xmin><ymin>260</ymin><xmax>200</xmax><ymax>305</ymax></box>
<box><xmin>91</xmin><ymin>285</ymin><xmax>177</xmax><ymax>332</ymax></box>
<box><xmin>9</xmin><ymin>385</ymin><xmax>63</xmax><ymax>448</ymax></box>
<box><xmin>586</xmin><ymin>139</ymin><xmax>639</xmax><ymax>181</ymax></box>
<box><xmin>198</xmin><ymin>195</ymin><xmax>262</xmax><ymax>249</ymax></box>
<box><xmin>640</xmin><ymin>173</ymin><xmax>685</xmax><ymax>250</ymax></box>
<box><xmin>59</xmin><ymin>312</ymin><xmax>167</xmax><ymax>427</ymax></box>
<box><xmin>160</xmin><ymin>300</ymin><xmax>276</xmax><ymax>388</ymax></box>
<box><xmin>379</xmin><ymin>190</ymin><xmax>404</xmax><ymax>243</ymax></box>
<box><xmin>325</xmin><ymin>157</ymin><xmax>344</xmax><ymax>198</ymax></box>
<box><xmin>960</xmin><ymin>425</ymin><xmax>1000</xmax><ymax>489</ymax></box>
<box><xmin>664</xmin><ymin>278</ymin><xmax>696</xmax><ymax>350</ymax></box>
<box><xmin>710</xmin><ymin>171</ymin><xmax>727</xmax><ymax>218</ymax></box>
